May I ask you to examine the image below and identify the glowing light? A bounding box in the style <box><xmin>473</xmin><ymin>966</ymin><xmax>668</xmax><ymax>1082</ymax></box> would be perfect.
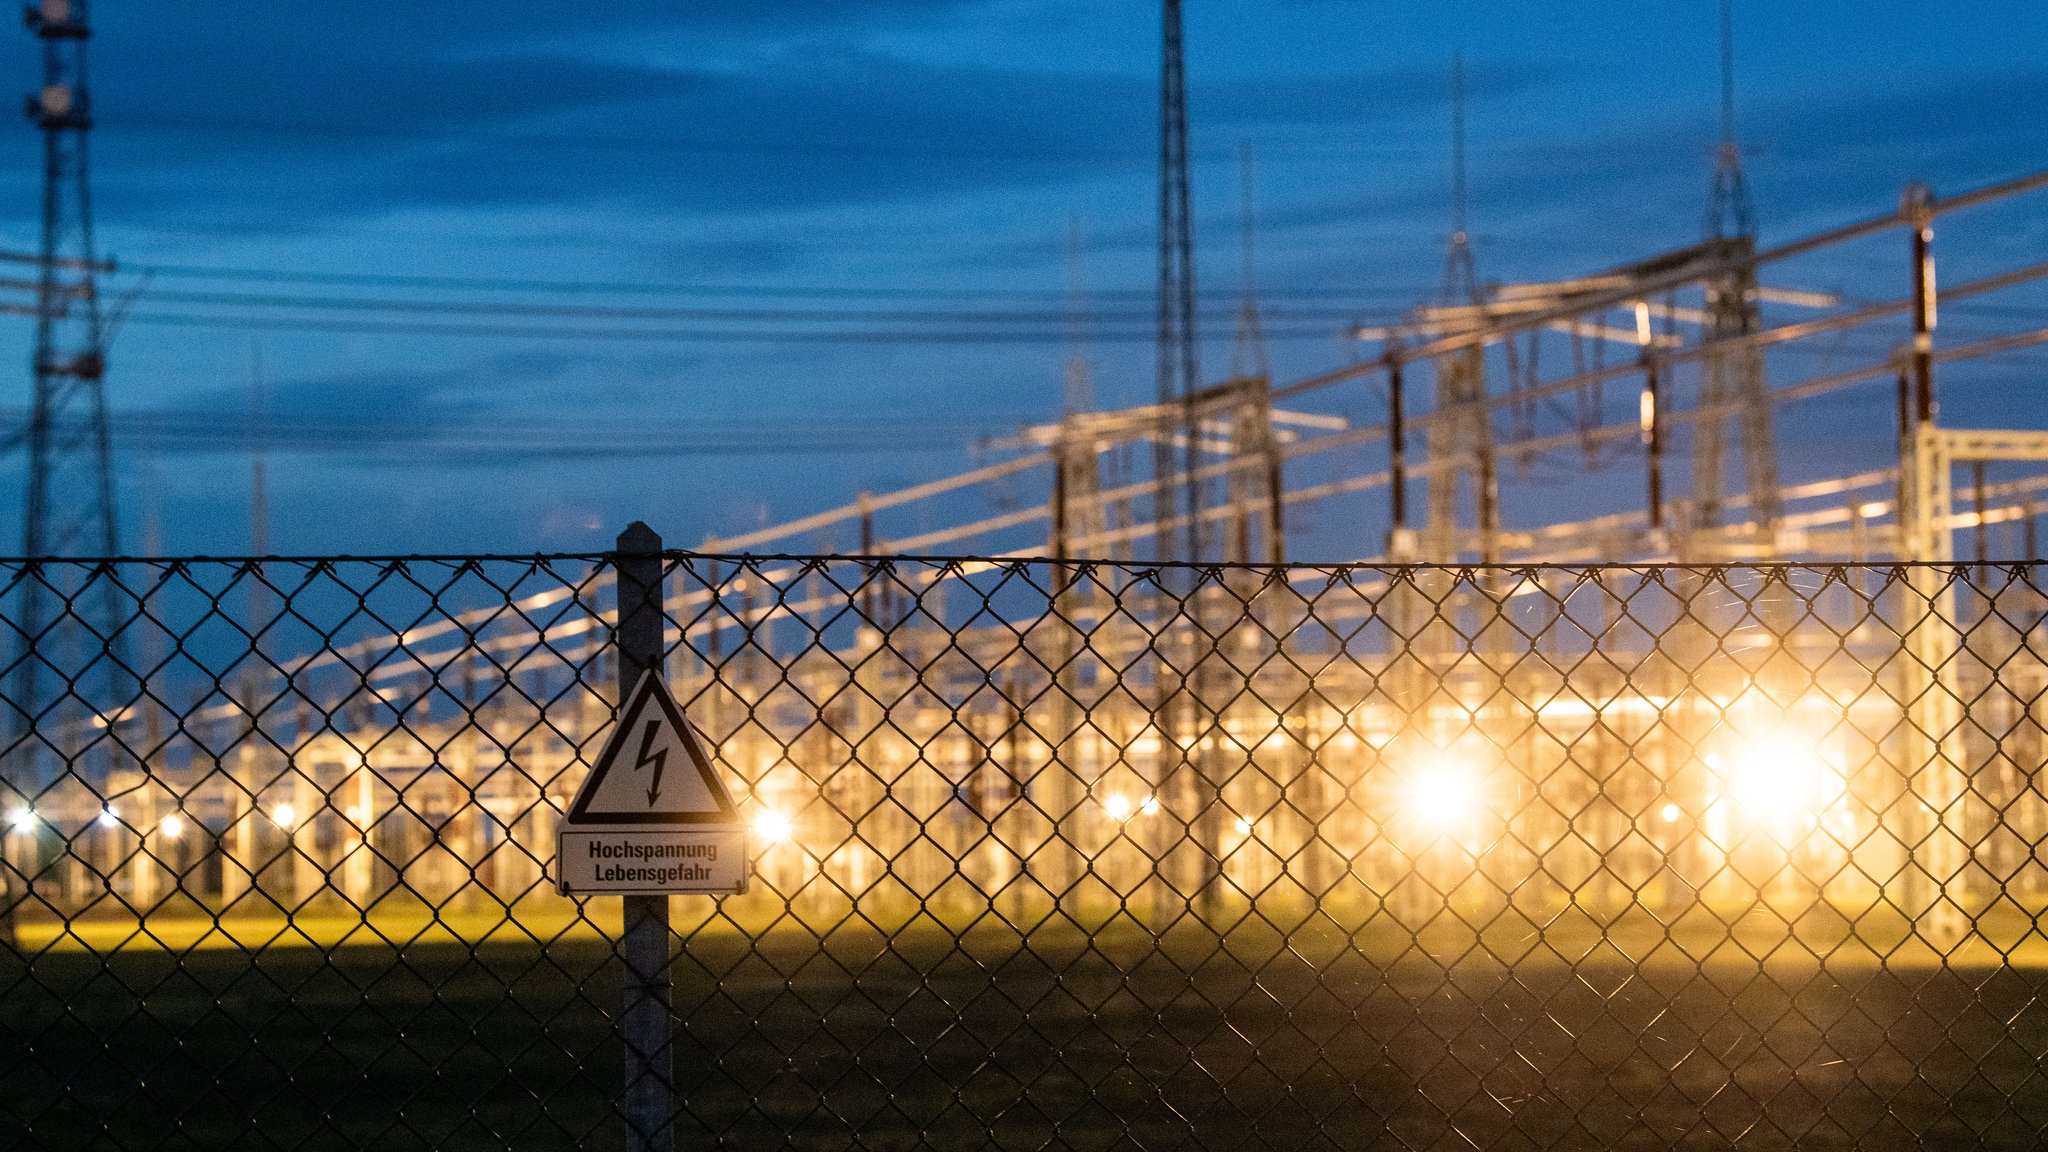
<box><xmin>1138</xmin><ymin>795</ymin><xmax>1160</xmax><ymax>816</ymax></box>
<box><xmin>754</xmin><ymin>808</ymin><xmax>792</xmax><ymax>843</ymax></box>
<box><xmin>159</xmin><ymin>814</ymin><xmax>186</xmax><ymax>839</ymax></box>
<box><xmin>1234</xmin><ymin>816</ymin><xmax>1253</xmax><ymax>835</ymax></box>
<box><xmin>1403</xmin><ymin>756</ymin><xmax>1483</xmax><ymax>835</ymax></box>
<box><xmin>6</xmin><ymin>807</ymin><xmax>35</xmax><ymax>831</ymax></box>
<box><xmin>1633</xmin><ymin>300</ymin><xmax>1653</xmax><ymax>346</ymax></box>
<box><xmin>1714</xmin><ymin>729</ymin><xmax>1842</xmax><ymax>839</ymax></box>
<box><xmin>271</xmin><ymin>804</ymin><xmax>297</xmax><ymax>829</ymax></box>
<box><xmin>1660</xmin><ymin>803</ymin><xmax>1682</xmax><ymax>824</ymax></box>
<box><xmin>97</xmin><ymin>806</ymin><xmax>120</xmax><ymax>827</ymax></box>
<box><xmin>346</xmin><ymin>805</ymin><xmax>369</xmax><ymax>827</ymax></box>
<box><xmin>1102</xmin><ymin>794</ymin><xmax>1133</xmax><ymax>821</ymax></box>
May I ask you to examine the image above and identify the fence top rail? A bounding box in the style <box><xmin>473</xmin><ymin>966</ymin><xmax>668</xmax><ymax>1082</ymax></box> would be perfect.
<box><xmin>1</xmin><ymin>551</ymin><xmax>2045</xmax><ymax>575</ymax></box>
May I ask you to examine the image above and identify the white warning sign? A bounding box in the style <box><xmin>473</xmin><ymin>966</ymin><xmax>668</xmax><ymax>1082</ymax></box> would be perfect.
<box><xmin>554</xmin><ymin>672</ymin><xmax>748</xmax><ymax>896</ymax></box>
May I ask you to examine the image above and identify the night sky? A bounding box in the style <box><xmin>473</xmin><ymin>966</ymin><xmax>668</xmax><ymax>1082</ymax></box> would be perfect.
<box><xmin>0</xmin><ymin>0</ymin><xmax>2042</xmax><ymax>557</ymax></box>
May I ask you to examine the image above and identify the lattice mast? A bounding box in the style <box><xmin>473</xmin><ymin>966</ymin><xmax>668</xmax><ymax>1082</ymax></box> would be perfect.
<box><xmin>1153</xmin><ymin>0</ymin><xmax>1228</xmax><ymax>910</ymax></box>
<box><xmin>1426</xmin><ymin>54</ymin><xmax>1499</xmax><ymax>564</ymax></box>
<box><xmin>21</xmin><ymin>0</ymin><xmax>112</xmax><ymax>561</ymax></box>
<box><xmin>1702</xmin><ymin>0</ymin><xmax>1755</xmax><ymax>243</ymax></box>
<box><xmin>9</xmin><ymin>0</ymin><xmax>122</xmax><ymax>776</ymax></box>
<box><xmin>1155</xmin><ymin>0</ymin><xmax>1200</xmax><ymax>563</ymax></box>
<box><xmin>1694</xmin><ymin>0</ymin><xmax>1780</xmax><ymax>546</ymax></box>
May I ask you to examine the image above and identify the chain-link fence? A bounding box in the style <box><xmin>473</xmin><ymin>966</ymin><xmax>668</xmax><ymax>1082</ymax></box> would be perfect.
<box><xmin>3</xmin><ymin>550</ymin><xmax>2046</xmax><ymax>1149</ymax></box>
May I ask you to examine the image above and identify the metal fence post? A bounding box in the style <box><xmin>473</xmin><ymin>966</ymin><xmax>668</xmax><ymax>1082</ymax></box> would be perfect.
<box><xmin>615</xmin><ymin>521</ymin><xmax>673</xmax><ymax>1152</ymax></box>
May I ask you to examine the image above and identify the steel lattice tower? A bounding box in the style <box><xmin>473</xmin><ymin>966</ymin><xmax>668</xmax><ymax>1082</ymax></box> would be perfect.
<box><xmin>1694</xmin><ymin>0</ymin><xmax>1780</xmax><ymax>542</ymax></box>
<box><xmin>23</xmin><ymin>0</ymin><xmax>112</xmax><ymax>558</ymax></box>
<box><xmin>1155</xmin><ymin>0</ymin><xmax>1199</xmax><ymax>563</ymax></box>
<box><xmin>8</xmin><ymin>0</ymin><xmax>122</xmax><ymax>782</ymax></box>
<box><xmin>1426</xmin><ymin>55</ymin><xmax>1498</xmax><ymax>564</ymax></box>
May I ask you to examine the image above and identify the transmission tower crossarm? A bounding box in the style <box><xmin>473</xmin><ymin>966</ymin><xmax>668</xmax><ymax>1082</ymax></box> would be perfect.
<box><xmin>0</xmin><ymin>247</ymin><xmax>112</xmax><ymax>272</ymax></box>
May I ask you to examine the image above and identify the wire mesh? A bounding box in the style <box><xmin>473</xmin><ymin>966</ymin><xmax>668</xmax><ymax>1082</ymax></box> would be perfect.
<box><xmin>3</xmin><ymin>552</ymin><xmax>2047</xmax><ymax>1150</ymax></box>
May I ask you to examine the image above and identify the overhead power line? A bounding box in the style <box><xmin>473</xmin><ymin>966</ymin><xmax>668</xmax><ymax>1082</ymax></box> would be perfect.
<box><xmin>133</xmin><ymin>287</ymin><xmax>1374</xmax><ymax>326</ymax></box>
<box><xmin>0</xmin><ymin>409</ymin><xmax>1033</xmax><ymax>459</ymax></box>
<box><xmin>108</xmin><ymin>111</ymin><xmax>1452</xmax><ymax>163</ymax></box>
<box><xmin>121</xmin><ymin>311</ymin><xmax>1367</xmax><ymax>346</ymax></box>
<box><xmin>131</xmin><ymin>262</ymin><xmax>1423</xmax><ymax>304</ymax></box>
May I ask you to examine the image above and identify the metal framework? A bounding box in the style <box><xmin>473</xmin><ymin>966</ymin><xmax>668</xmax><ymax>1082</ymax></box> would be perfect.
<box><xmin>700</xmin><ymin>169</ymin><xmax>2048</xmax><ymax>582</ymax></box>
<box><xmin>1155</xmin><ymin>0</ymin><xmax>1200</xmax><ymax>563</ymax></box>
<box><xmin>7</xmin><ymin>0</ymin><xmax>123</xmax><ymax>796</ymax></box>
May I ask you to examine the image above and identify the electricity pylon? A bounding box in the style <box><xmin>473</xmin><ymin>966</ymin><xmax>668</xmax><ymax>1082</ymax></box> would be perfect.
<box><xmin>8</xmin><ymin>0</ymin><xmax>126</xmax><ymax>790</ymax></box>
<box><xmin>1156</xmin><ymin>0</ymin><xmax>1199</xmax><ymax>563</ymax></box>
<box><xmin>1693</xmin><ymin>0</ymin><xmax>1780</xmax><ymax>547</ymax></box>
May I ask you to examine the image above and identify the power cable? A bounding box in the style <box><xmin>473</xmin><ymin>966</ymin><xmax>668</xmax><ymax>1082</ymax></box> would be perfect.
<box><xmin>109</xmin><ymin>111</ymin><xmax>1452</xmax><ymax>164</ymax></box>
<box><xmin>0</xmin><ymin>409</ymin><xmax>1036</xmax><ymax>459</ymax></box>
<box><xmin>134</xmin><ymin>287</ymin><xmax>1376</xmax><ymax>326</ymax></box>
<box><xmin>121</xmin><ymin>311</ymin><xmax>1365</xmax><ymax>346</ymax></box>
<box><xmin>130</xmin><ymin>262</ymin><xmax>1423</xmax><ymax>304</ymax></box>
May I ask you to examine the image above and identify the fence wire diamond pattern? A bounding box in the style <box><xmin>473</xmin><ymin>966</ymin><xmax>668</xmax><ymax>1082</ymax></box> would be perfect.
<box><xmin>3</xmin><ymin>553</ymin><xmax>2046</xmax><ymax>1149</ymax></box>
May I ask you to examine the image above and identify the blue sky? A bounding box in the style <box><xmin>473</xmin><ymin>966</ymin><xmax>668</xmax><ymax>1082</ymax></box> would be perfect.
<box><xmin>0</xmin><ymin>0</ymin><xmax>2042</xmax><ymax>556</ymax></box>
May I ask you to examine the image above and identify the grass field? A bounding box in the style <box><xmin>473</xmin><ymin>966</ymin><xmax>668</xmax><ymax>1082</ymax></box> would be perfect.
<box><xmin>6</xmin><ymin>919</ymin><xmax>2047</xmax><ymax>1151</ymax></box>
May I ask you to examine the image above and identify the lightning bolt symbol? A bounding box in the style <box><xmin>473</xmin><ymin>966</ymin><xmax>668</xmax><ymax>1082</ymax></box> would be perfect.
<box><xmin>633</xmin><ymin>719</ymin><xmax>667</xmax><ymax>807</ymax></box>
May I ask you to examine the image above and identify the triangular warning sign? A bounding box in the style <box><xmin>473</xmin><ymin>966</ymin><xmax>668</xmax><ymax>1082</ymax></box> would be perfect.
<box><xmin>565</xmin><ymin>672</ymin><xmax>738</xmax><ymax>826</ymax></box>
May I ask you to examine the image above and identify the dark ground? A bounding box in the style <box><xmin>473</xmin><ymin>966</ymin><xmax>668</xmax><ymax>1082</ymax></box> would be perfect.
<box><xmin>4</xmin><ymin>921</ymin><xmax>2046</xmax><ymax>1151</ymax></box>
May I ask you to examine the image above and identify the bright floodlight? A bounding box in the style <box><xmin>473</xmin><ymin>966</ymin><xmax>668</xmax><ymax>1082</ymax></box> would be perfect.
<box><xmin>97</xmin><ymin>806</ymin><xmax>119</xmax><ymax>827</ymax></box>
<box><xmin>1138</xmin><ymin>795</ymin><xmax>1160</xmax><ymax>816</ymax></box>
<box><xmin>1719</xmin><ymin>730</ymin><xmax>1839</xmax><ymax>836</ymax></box>
<box><xmin>159</xmin><ymin>814</ymin><xmax>186</xmax><ymax>839</ymax></box>
<box><xmin>1660</xmin><ymin>802</ymin><xmax>1682</xmax><ymax>824</ymax></box>
<box><xmin>271</xmin><ymin>803</ymin><xmax>297</xmax><ymax>829</ymax></box>
<box><xmin>1233</xmin><ymin>815</ymin><xmax>1253</xmax><ymax>835</ymax></box>
<box><xmin>754</xmin><ymin>808</ymin><xmax>793</xmax><ymax>843</ymax></box>
<box><xmin>6</xmin><ymin>807</ymin><xmax>34</xmax><ymax>831</ymax></box>
<box><xmin>1102</xmin><ymin>794</ymin><xmax>1133</xmax><ymax>821</ymax></box>
<box><xmin>1404</xmin><ymin>756</ymin><xmax>1482</xmax><ymax>835</ymax></box>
